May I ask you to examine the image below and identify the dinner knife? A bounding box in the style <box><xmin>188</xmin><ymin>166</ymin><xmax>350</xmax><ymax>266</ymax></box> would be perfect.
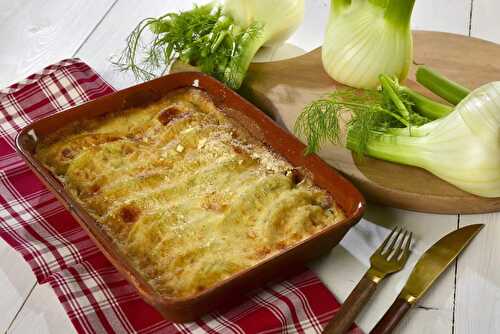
<box><xmin>370</xmin><ymin>224</ymin><xmax>484</xmax><ymax>334</ymax></box>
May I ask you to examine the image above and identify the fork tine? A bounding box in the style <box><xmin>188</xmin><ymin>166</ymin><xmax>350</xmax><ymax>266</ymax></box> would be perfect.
<box><xmin>402</xmin><ymin>231</ymin><xmax>413</xmax><ymax>260</ymax></box>
<box><xmin>396</xmin><ymin>231</ymin><xmax>412</xmax><ymax>262</ymax></box>
<box><xmin>389</xmin><ymin>230</ymin><xmax>407</xmax><ymax>260</ymax></box>
<box><xmin>383</xmin><ymin>226</ymin><xmax>402</xmax><ymax>255</ymax></box>
<box><xmin>376</xmin><ymin>226</ymin><xmax>400</xmax><ymax>254</ymax></box>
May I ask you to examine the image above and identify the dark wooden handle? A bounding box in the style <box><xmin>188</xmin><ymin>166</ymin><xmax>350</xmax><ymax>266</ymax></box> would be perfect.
<box><xmin>323</xmin><ymin>275</ymin><xmax>378</xmax><ymax>334</ymax></box>
<box><xmin>370</xmin><ymin>297</ymin><xmax>412</xmax><ymax>334</ymax></box>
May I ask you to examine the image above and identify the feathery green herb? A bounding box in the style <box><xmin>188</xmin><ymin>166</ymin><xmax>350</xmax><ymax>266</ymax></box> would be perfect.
<box><xmin>113</xmin><ymin>3</ymin><xmax>263</xmax><ymax>89</ymax></box>
<box><xmin>295</xmin><ymin>75</ymin><xmax>431</xmax><ymax>155</ymax></box>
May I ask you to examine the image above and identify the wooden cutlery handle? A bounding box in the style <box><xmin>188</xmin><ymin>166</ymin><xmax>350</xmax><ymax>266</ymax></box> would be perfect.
<box><xmin>370</xmin><ymin>297</ymin><xmax>411</xmax><ymax>334</ymax></box>
<box><xmin>323</xmin><ymin>275</ymin><xmax>378</xmax><ymax>334</ymax></box>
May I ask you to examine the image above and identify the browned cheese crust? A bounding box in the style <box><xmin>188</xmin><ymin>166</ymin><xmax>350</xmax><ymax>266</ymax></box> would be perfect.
<box><xmin>36</xmin><ymin>88</ymin><xmax>345</xmax><ymax>298</ymax></box>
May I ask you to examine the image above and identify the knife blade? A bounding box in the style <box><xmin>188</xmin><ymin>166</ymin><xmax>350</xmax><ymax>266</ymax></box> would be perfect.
<box><xmin>370</xmin><ymin>224</ymin><xmax>484</xmax><ymax>334</ymax></box>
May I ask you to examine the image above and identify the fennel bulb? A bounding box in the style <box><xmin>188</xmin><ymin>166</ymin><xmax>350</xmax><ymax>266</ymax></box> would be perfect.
<box><xmin>296</xmin><ymin>68</ymin><xmax>500</xmax><ymax>198</ymax></box>
<box><xmin>354</xmin><ymin>82</ymin><xmax>500</xmax><ymax>197</ymax></box>
<box><xmin>222</xmin><ymin>0</ymin><xmax>305</xmax><ymax>86</ymax></box>
<box><xmin>322</xmin><ymin>0</ymin><xmax>415</xmax><ymax>89</ymax></box>
<box><xmin>115</xmin><ymin>1</ymin><xmax>304</xmax><ymax>90</ymax></box>
<box><xmin>224</xmin><ymin>0</ymin><xmax>305</xmax><ymax>47</ymax></box>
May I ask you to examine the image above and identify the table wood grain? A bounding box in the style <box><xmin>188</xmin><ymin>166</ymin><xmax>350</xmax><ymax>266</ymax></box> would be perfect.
<box><xmin>0</xmin><ymin>1</ymin><xmax>498</xmax><ymax>333</ymax></box>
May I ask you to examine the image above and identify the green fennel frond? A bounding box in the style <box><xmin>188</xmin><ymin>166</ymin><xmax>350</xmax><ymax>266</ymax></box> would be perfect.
<box><xmin>113</xmin><ymin>4</ymin><xmax>218</xmax><ymax>80</ymax></box>
<box><xmin>294</xmin><ymin>98</ymin><xmax>343</xmax><ymax>155</ymax></box>
<box><xmin>112</xmin><ymin>16</ymin><xmax>169</xmax><ymax>80</ymax></box>
<box><xmin>295</xmin><ymin>89</ymin><xmax>384</xmax><ymax>154</ymax></box>
<box><xmin>112</xmin><ymin>3</ymin><xmax>263</xmax><ymax>89</ymax></box>
<box><xmin>294</xmin><ymin>84</ymin><xmax>428</xmax><ymax>156</ymax></box>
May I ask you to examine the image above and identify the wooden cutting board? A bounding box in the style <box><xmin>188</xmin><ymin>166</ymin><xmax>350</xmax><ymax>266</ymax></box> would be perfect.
<box><xmin>241</xmin><ymin>31</ymin><xmax>500</xmax><ymax>214</ymax></box>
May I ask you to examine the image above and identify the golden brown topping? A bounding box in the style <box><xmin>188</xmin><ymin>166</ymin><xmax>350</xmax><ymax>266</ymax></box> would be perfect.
<box><xmin>157</xmin><ymin>107</ymin><xmax>183</xmax><ymax>125</ymax></box>
<box><xmin>256</xmin><ymin>247</ymin><xmax>271</xmax><ymax>258</ymax></box>
<box><xmin>232</xmin><ymin>145</ymin><xmax>244</xmax><ymax>155</ymax></box>
<box><xmin>202</xmin><ymin>201</ymin><xmax>227</xmax><ymax>212</ymax></box>
<box><xmin>289</xmin><ymin>168</ymin><xmax>304</xmax><ymax>185</ymax></box>
<box><xmin>61</xmin><ymin>148</ymin><xmax>74</xmax><ymax>159</ymax></box>
<box><xmin>276</xmin><ymin>241</ymin><xmax>287</xmax><ymax>250</ymax></box>
<box><xmin>247</xmin><ymin>230</ymin><xmax>257</xmax><ymax>239</ymax></box>
<box><xmin>121</xmin><ymin>144</ymin><xmax>134</xmax><ymax>155</ymax></box>
<box><xmin>89</xmin><ymin>184</ymin><xmax>101</xmax><ymax>194</ymax></box>
<box><xmin>36</xmin><ymin>88</ymin><xmax>344</xmax><ymax>299</ymax></box>
<box><xmin>201</xmin><ymin>192</ymin><xmax>228</xmax><ymax>212</ymax></box>
<box><xmin>119</xmin><ymin>205</ymin><xmax>141</xmax><ymax>224</ymax></box>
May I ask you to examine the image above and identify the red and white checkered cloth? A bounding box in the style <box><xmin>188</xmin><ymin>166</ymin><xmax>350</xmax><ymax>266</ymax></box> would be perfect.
<box><xmin>0</xmin><ymin>59</ymin><xmax>362</xmax><ymax>334</ymax></box>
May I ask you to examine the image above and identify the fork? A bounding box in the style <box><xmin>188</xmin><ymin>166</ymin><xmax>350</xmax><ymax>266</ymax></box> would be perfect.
<box><xmin>323</xmin><ymin>227</ymin><xmax>413</xmax><ymax>334</ymax></box>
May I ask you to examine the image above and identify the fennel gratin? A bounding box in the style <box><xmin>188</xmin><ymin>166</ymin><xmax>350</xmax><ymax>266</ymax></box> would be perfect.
<box><xmin>36</xmin><ymin>88</ymin><xmax>345</xmax><ymax>298</ymax></box>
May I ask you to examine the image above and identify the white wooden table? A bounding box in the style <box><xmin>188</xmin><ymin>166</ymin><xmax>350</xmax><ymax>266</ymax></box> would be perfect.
<box><xmin>1</xmin><ymin>1</ymin><xmax>499</xmax><ymax>333</ymax></box>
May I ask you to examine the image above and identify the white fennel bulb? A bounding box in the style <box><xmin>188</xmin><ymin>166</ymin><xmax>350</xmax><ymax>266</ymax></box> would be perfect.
<box><xmin>363</xmin><ymin>82</ymin><xmax>500</xmax><ymax>197</ymax></box>
<box><xmin>322</xmin><ymin>0</ymin><xmax>415</xmax><ymax>89</ymax></box>
<box><xmin>224</xmin><ymin>0</ymin><xmax>305</xmax><ymax>47</ymax></box>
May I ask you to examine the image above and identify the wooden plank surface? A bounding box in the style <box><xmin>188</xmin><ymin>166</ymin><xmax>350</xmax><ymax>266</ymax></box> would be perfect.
<box><xmin>0</xmin><ymin>0</ymin><xmax>498</xmax><ymax>333</ymax></box>
<box><xmin>455</xmin><ymin>214</ymin><xmax>500</xmax><ymax>334</ymax></box>
<box><xmin>412</xmin><ymin>0</ymin><xmax>472</xmax><ymax>35</ymax></box>
<box><xmin>75</xmin><ymin>0</ymin><xmax>213</xmax><ymax>90</ymax></box>
<box><xmin>0</xmin><ymin>243</ymin><xmax>36</xmax><ymax>333</ymax></box>
<box><xmin>470</xmin><ymin>0</ymin><xmax>500</xmax><ymax>43</ymax></box>
<box><xmin>0</xmin><ymin>0</ymin><xmax>117</xmax><ymax>88</ymax></box>
<box><xmin>455</xmin><ymin>3</ymin><xmax>500</xmax><ymax>334</ymax></box>
<box><xmin>8</xmin><ymin>283</ymin><xmax>73</xmax><ymax>334</ymax></box>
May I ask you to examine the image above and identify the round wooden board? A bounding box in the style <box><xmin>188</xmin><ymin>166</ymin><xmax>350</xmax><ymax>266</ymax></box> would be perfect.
<box><xmin>243</xmin><ymin>31</ymin><xmax>500</xmax><ymax>214</ymax></box>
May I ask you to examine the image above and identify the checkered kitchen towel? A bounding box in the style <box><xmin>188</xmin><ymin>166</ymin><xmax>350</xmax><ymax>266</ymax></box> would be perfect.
<box><xmin>0</xmin><ymin>59</ymin><xmax>362</xmax><ymax>334</ymax></box>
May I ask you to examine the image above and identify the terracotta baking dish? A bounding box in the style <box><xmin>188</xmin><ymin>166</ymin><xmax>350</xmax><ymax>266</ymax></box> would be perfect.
<box><xmin>15</xmin><ymin>72</ymin><xmax>365</xmax><ymax>322</ymax></box>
